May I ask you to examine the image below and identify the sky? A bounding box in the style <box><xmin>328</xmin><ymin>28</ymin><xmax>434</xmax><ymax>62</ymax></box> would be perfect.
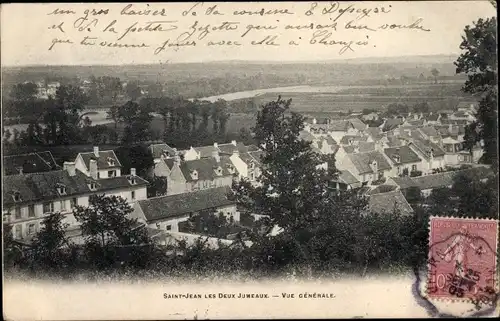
<box><xmin>1</xmin><ymin>1</ymin><xmax>497</xmax><ymax>66</ymax></box>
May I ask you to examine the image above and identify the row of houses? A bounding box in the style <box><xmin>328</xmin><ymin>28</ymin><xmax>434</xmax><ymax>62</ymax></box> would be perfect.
<box><xmin>2</xmin><ymin>140</ymin><xmax>265</xmax><ymax>244</ymax></box>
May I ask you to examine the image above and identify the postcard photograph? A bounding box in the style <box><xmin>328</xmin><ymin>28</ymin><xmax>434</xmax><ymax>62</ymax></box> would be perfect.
<box><xmin>1</xmin><ymin>1</ymin><xmax>499</xmax><ymax>319</ymax></box>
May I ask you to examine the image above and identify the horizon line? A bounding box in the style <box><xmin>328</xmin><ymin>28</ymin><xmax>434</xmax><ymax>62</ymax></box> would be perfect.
<box><xmin>2</xmin><ymin>53</ymin><xmax>462</xmax><ymax>68</ymax></box>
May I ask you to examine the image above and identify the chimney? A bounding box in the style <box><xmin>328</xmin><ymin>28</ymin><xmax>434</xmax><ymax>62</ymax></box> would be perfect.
<box><xmin>213</xmin><ymin>142</ymin><xmax>218</xmax><ymax>149</ymax></box>
<box><xmin>64</xmin><ymin>161</ymin><xmax>76</xmax><ymax>176</ymax></box>
<box><xmin>93</xmin><ymin>146</ymin><xmax>99</xmax><ymax>157</ymax></box>
<box><xmin>231</xmin><ymin>140</ymin><xmax>237</xmax><ymax>146</ymax></box>
<box><xmin>89</xmin><ymin>159</ymin><xmax>98</xmax><ymax>180</ymax></box>
<box><xmin>16</xmin><ymin>167</ymin><xmax>23</xmax><ymax>175</ymax></box>
<box><xmin>312</xmin><ymin>118</ymin><xmax>317</xmax><ymax>125</ymax></box>
<box><xmin>430</xmin><ymin>148</ymin><xmax>434</xmax><ymax>159</ymax></box>
<box><xmin>212</xmin><ymin>149</ymin><xmax>220</xmax><ymax>163</ymax></box>
<box><xmin>130</xmin><ymin>168</ymin><xmax>136</xmax><ymax>176</ymax></box>
<box><xmin>448</xmin><ymin>124</ymin><xmax>453</xmax><ymax>133</ymax></box>
<box><xmin>353</xmin><ymin>145</ymin><xmax>359</xmax><ymax>153</ymax></box>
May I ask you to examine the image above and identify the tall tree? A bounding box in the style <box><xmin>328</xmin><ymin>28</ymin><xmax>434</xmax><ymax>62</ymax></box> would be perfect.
<box><xmin>118</xmin><ymin>100</ymin><xmax>153</xmax><ymax>143</ymax></box>
<box><xmin>232</xmin><ymin>96</ymin><xmax>371</xmax><ymax>270</ymax></box>
<box><xmin>30</xmin><ymin>212</ymin><xmax>73</xmax><ymax>270</ymax></box>
<box><xmin>73</xmin><ymin>194</ymin><xmax>151</xmax><ymax>268</ymax></box>
<box><xmin>455</xmin><ymin>17</ymin><xmax>498</xmax><ymax>165</ymax></box>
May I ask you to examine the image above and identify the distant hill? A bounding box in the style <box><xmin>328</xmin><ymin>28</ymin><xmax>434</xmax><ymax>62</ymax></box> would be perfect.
<box><xmin>2</xmin><ymin>55</ymin><xmax>465</xmax><ymax>96</ymax></box>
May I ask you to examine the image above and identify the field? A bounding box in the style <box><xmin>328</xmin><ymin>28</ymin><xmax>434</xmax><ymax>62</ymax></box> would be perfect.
<box><xmin>241</xmin><ymin>82</ymin><xmax>470</xmax><ymax>113</ymax></box>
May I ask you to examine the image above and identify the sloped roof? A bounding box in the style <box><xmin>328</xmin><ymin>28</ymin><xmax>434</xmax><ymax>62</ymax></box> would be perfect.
<box><xmin>218</xmin><ymin>142</ymin><xmax>248</xmax><ymax>155</ymax></box>
<box><xmin>426</xmin><ymin>114</ymin><xmax>440</xmax><ymax>121</ymax></box>
<box><xmin>150</xmin><ymin>143</ymin><xmax>176</xmax><ymax>159</ymax></box>
<box><xmin>348</xmin><ymin>151</ymin><xmax>392</xmax><ymax>174</ymax></box>
<box><xmin>340</xmin><ymin>135</ymin><xmax>368</xmax><ymax>145</ymax></box>
<box><xmin>389</xmin><ymin>176</ymin><xmax>417</xmax><ymax>189</ymax></box>
<box><xmin>412</xmin><ymin>167</ymin><xmax>493</xmax><ymax>190</ymax></box>
<box><xmin>384</xmin><ymin>146</ymin><xmax>422</xmax><ymax>164</ymax></box>
<box><xmin>3</xmin><ymin>169</ymin><xmax>91</xmax><ymax>207</ymax></box>
<box><xmin>369</xmin><ymin>190</ymin><xmax>413</xmax><ymax>215</ymax></box>
<box><xmin>358</xmin><ymin>142</ymin><xmax>375</xmax><ymax>153</ymax></box>
<box><xmin>79</xmin><ymin>150</ymin><xmax>122</xmax><ymax>170</ymax></box>
<box><xmin>409</xmin><ymin>138</ymin><xmax>445</xmax><ymax>159</ymax></box>
<box><xmin>365</xmin><ymin>127</ymin><xmax>383</xmax><ymax>140</ymax></box>
<box><xmin>369</xmin><ymin>184</ymin><xmax>398</xmax><ymax>195</ymax></box>
<box><xmin>194</xmin><ymin>145</ymin><xmax>219</xmax><ymax>158</ymax></box>
<box><xmin>137</xmin><ymin>186</ymin><xmax>235</xmax><ymax>221</ymax></box>
<box><xmin>418</xmin><ymin>126</ymin><xmax>439</xmax><ymax>137</ymax></box>
<box><xmin>179</xmin><ymin>156</ymin><xmax>234</xmax><ymax>182</ymax></box>
<box><xmin>348</xmin><ymin>118</ymin><xmax>367</xmax><ymax>131</ymax></box>
<box><xmin>246</xmin><ymin>144</ymin><xmax>261</xmax><ymax>152</ymax></box>
<box><xmin>247</xmin><ymin>151</ymin><xmax>264</xmax><ymax>164</ymax></box>
<box><xmin>383</xmin><ymin>118</ymin><xmax>403</xmax><ymax>132</ymax></box>
<box><xmin>3</xmin><ymin>152</ymin><xmax>60</xmax><ymax>176</ymax></box>
<box><xmin>329</xmin><ymin>120</ymin><xmax>350</xmax><ymax>131</ymax></box>
<box><xmin>95</xmin><ymin>175</ymin><xmax>149</xmax><ymax>192</ymax></box>
<box><xmin>337</xmin><ymin>170</ymin><xmax>359</xmax><ymax>185</ymax></box>
<box><xmin>322</xmin><ymin>136</ymin><xmax>337</xmax><ymax>146</ymax></box>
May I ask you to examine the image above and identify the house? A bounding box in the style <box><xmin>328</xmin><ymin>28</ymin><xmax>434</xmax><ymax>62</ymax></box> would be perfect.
<box><xmin>456</xmin><ymin>101</ymin><xmax>478</xmax><ymax>114</ymax></box>
<box><xmin>335</xmin><ymin>150</ymin><xmax>393</xmax><ymax>184</ymax></box>
<box><xmin>131</xmin><ymin>186</ymin><xmax>238</xmax><ymax>233</ymax></box>
<box><xmin>304</xmin><ymin>120</ymin><xmax>358</xmax><ymax>141</ymax></box>
<box><xmin>3</xmin><ymin>151</ymin><xmax>60</xmax><ymax>176</ymax></box>
<box><xmin>217</xmin><ymin>140</ymin><xmax>248</xmax><ymax>155</ymax></box>
<box><xmin>417</xmin><ymin>126</ymin><xmax>441</xmax><ymax>144</ymax></box>
<box><xmin>2</xmin><ymin>162</ymin><xmax>148</xmax><ymax>242</ymax></box>
<box><xmin>149</xmin><ymin>143</ymin><xmax>177</xmax><ymax>161</ymax></box>
<box><xmin>339</xmin><ymin>135</ymin><xmax>370</xmax><ymax>146</ymax></box>
<box><xmin>441</xmin><ymin>136</ymin><xmax>467</xmax><ymax>166</ymax></box>
<box><xmin>368</xmin><ymin>190</ymin><xmax>414</xmax><ymax>216</ymax></box>
<box><xmin>407</xmin><ymin>139</ymin><xmax>446</xmax><ymax>174</ymax></box>
<box><xmin>74</xmin><ymin>146</ymin><xmax>122</xmax><ymax>179</ymax></box>
<box><xmin>381</xmin><ymin>118</ymin><xmax>404</xmax><ymax>132</ymax></box>
<box><xmin>383</xmin><ymin>146</ymin><xmax>423</xmax><ymax>177</ymax></box>
<box><xmin>365</xmin><ymin>127</ymin><xmax>383</xmax><ymax>141</ymax></box>
<box><xmin>424</xmin><ymin>113</ymin><xmax>441</xmax><ymax>125</ymax></box>
<box><xmin>410</xmin><ymin>166</ymin><xmax>493</xmax><ymax>196</ymax></box>
<box><xmin>166</xmin><ymin>150</ymin><xmax>235</xmax><ymax>196</ymax></box>
<box><xmin>331</xmin><ymin>170</ymin><xmax>362</xmax><ymax>191</ymax></box>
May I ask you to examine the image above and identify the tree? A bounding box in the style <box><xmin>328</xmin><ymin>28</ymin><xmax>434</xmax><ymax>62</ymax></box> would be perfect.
<box><xmin>118</xmin><ymin>100</ymin><xmax>153</xmax><ymax>143</ymax></box>
<box><xmin>232</xmin><ymin>96</ymin><xmax>376</xmax><ymax>272</ymax></box>
<box><xmin>430</xmin><ymin>68</ymin><xmax>440</xmax><ymax>84</ymax></box>
<box><xmin>125</xmin><ymin>80</ymin><xmax>142</xmax><ymax>101</ymax></box>
<box><xmin>412</xmin><ymin>102</ymin><xmax>430</xmax><ymax>114</ymax></box>
<box><xmin>10</xmin><ymin>82</ymin><xmax>38</xmax><ymax>102</ymax></box>
<box><xmin>114</xmin><ymin>144</ymin><xmax>154</xmax><ymax>178</ymax></box>
<box><xmin>73</xmin><ymin>194</ymin><xmax>151</xmax><ymax>268</ymax></box>
<box><xmin>455</xmin><ymin>17</ymin><xmax>498</xmax><ymax>166</ymax></box>
<box><xmin>147</xmin><ymin>176</ymin><xmax>168</xmax><ymax>198</ymax></box>
<box><xmin>30</xmin><ymin>212</ymin><xmax>73</xmax><ymax>270</ymax></box>
<box><xmin>106</xmin><ymin>105</ymin><xmax>120</xmax><ymax>131</ymax></box>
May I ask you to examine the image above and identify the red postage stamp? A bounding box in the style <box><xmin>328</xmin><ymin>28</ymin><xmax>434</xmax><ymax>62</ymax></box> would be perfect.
<box><xmin>427</xmin><ymin>216</ymin><xmax>499</xmax><ymax>302</ymax></box>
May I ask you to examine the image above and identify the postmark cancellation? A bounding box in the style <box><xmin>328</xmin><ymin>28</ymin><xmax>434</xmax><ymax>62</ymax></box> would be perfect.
<box><xmin>427</xmin><ymin>216</ymin><xmax>499</xmax><ymax>304</ymax></box>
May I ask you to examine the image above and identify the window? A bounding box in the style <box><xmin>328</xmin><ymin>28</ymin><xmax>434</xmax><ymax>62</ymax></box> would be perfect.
<box><xmin>60</xmin><ymin>200</ymin><xmax>67</xmax><ymax>211</ymax></box>
<box><xmin>108</xmin><ymin>170</ymin><xmax>115</xmax><ymax>178</ymax></box>
<box><xmin>15</xmin><ymin>207</ymin><xmax>21</xmax><ymax>219</ymax></box>
<box><xmin>57</xmin><ymin>185</ymin><xmax>67</xmax><ymax>195</ymax></box>
<box><xmin>412</xmin><ymin>165</ymin><xmax>417</xmax><ymax>171</ymax></box>
<box><xmin>97</xmin><ymin>172</ymin><xmax>101</xmax><ymax>179</ymax></box>
<box><xmin>107</xmin><ymin>157</ymin><xmax>115</xmax><ymax>166</ymax></box>
<box><xmin>166</xmin><ymin>225</ymin><xmax>172</xmax><ymax>231</ymax></box>
<box><xmin>129</xmin><ymin>176</ymin><xmax>137</xmax><ymax>185</ymax></box>
<box><xmin>28</xmin><ymin>205</ymin><xmax>35</xmax><ymax>217</ymax></box>
<box><xmin>131</xmin><ymin>191</ymin><xmax>136</xmax><ymax>200</ymax></box>
<box><xmin>70</xmin><ymin>198</ymin><xmax>78</xmax><ymax>208</ymax></box>
<box><xmin>14</xmin><ymin>225</ymin><xmax>22</xmax><ymax>239</ymax></box>
<box><xmin>156</xmin><ymin>223</ymin><xmax>161</xmax><ymax>229</ymax></box>
<box><xmin>12</xmin><ymin>192</ymin><xmax>22</xmax><ymax>202</ymax></box>
<box><xmin>43</xmin><ymin>202</ymin><xmax>54</xmax><ymax>214</ymax></box>
<box><xmin>28</xmin><ymin>223</ymin><xmax>36</xmax><ymax>235</ymax></box>
<box><xmin>88</xmin><ymin>182</ymin><xmax>97</xmax><ymax>191</ymax></box>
